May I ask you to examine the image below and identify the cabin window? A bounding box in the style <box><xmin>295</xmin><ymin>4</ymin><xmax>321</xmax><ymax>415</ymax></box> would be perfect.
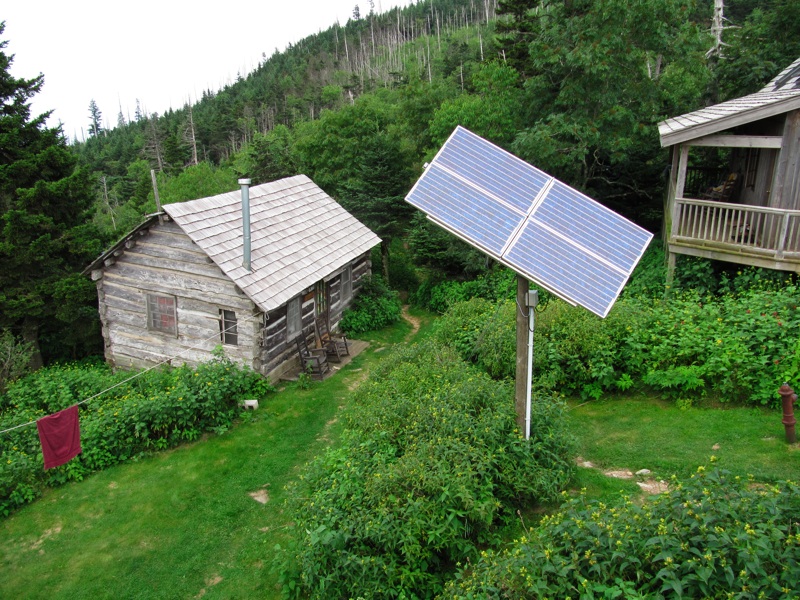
<box><xmin>219</xmin><ymin>309</ymin><xmax>238</xmax><ymax>346</ymax></box>
<box><xmin>341</xmin><ymin>265</ymin><xmax>352</xmax><ymax>303</ymax></box>
<box><xmin>286</xmin><ymin>296</ymin><xmax>302</xmax><ymax>341</ymax></box>
<box><xmin>146</xmin><ymin>294</ymin><xmax>177</xmax><ymax>336</ymax></box>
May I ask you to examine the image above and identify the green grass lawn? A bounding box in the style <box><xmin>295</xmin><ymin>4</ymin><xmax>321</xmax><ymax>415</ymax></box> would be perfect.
<box><xmin>569</xmin><ymin>395</ymin><xmax>800</xmax><ymax>483</ymax></box>
<box><xmin>1</xmin><ymin>379</ymin><xmax>343</xmax><ymax>599</ymax></box>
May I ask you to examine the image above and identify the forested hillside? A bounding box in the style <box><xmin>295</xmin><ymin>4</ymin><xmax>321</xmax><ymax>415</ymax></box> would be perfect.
<box><xmin>3</xmin><ymin>0</ymin><xmax>800</xmax><ymax>367</ymax></box>
<box><xmin>74</xmin><ymin>0</ymin><xmax>800</xmax><ymax>233</ymax></box>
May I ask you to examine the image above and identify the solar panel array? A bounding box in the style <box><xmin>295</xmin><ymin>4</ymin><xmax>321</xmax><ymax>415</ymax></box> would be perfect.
<box><xmin>406</xmin><ymin>127</ymin><xmax>653</xmax><ymax>317</ymax></box>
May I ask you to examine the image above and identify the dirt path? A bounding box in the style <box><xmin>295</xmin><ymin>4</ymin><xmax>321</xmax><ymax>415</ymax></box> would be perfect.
<box><xmin>401</xmin><ymin>305</ymin><xmax>421</xmax><ymax>341</ymax></box>
<box><xmin>576</xmin><ymin>457</ymin><xmax>670</xmax><ymax>496</ymax></box>
<box><xmin>345</xmin><ymin>306</ymin><xmax>420</xmax><ymax>393</ymax></box>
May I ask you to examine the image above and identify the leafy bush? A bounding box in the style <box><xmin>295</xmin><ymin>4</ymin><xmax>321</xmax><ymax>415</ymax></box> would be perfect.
<box><xmin>433</xmin><ymin>297</ymin><xmax>642</xmax><ymax>399</ymax></box>
<box><xmin>276</xmin><ymin>340</ymin><xmax>574</xmax><ymax>599</ymax></box>
<box><xmin>411</xmin><ymin>267</ymin><xmax>517</xmax><ymax>314</ymax></box>
<box><xmin>433</xmin><ymin>283</ymin><xmax>800</xmax><ymax>406</ymax></box>
<box><xmin>623</xmin><ymin>239</ymin><xmax>796</xmax><ymax>300</ymax></box>
<box><xmin>0</xmin><ymin>330</ymin><xmax>34</xmax><ymax>397</ymax></box>
<box><xmin>631</xmin><ymin>286</ymin><xmax>800</xmax><ymax>405</ymax></box>
<box><xmin>339</xmin><ymin>275</ymin><xmax>403</xmax><ymax>335</ymax></box>
<box><xmin>430</xmin><ymin>297</ymin><xmax>497</xmax><ymax>362</ymax></box>
<box><xmin>533</xmin><ymin>300</ymin><xmax>644</xmax><ymax>399</ymax></box>
<box><xmin>442</xmin><ymin>466</ymin><xmax>800</xmax><ymax>599</ymax></box>
<box><xmin>0</xmin><ymin>350</ymin><xmax>272</xmax><ymax>516</ymax></box>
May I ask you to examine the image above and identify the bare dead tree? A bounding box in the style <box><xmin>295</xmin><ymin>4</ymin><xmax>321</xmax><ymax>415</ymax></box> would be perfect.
<box><xmin>183</xmin><ymin>102</ymin><xmax>199</xmax><ymax>166</ymax></box>
<box><xmin>144</xmin><ymin>114</ymin><xmax>164</xmax><ymax>172</ymax></box>
<box><xmin>707</xmin><ymin>0</ymin><xmax>727</xmax><ymax>60</ymax></box>
<box><xmin>100</xmin><ymin>175</ymin><xmax>116</xmax><ymax>231</ymax></box>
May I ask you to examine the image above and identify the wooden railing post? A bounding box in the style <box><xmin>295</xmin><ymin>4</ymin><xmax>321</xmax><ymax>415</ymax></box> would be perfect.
<box><xmin>776</xmin><ymin>211</ymin><xmax>791</xmax><ymax>260</ymax></box>
<box><xmin>671</xmin><ymin>199</ymin><xmax>682</xmax><ymax>239</ymax></box>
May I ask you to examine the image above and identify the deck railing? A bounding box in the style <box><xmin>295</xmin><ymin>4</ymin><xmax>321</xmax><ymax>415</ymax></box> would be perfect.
<box><xmin>672</xmin><ymin>198</ymin><xmax>800</xmax><ymax>260</ymax></box>
<box><xmin>684</xmin><ymin>166</ymin><xmax>728</xmax><ymax>199</ymax></box>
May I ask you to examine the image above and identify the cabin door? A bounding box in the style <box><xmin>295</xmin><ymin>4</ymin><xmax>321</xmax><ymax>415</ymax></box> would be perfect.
<box><xmin>315</xmin><ymin>280</ymin><xmax>328</xmax><ymax>324</ymax></box>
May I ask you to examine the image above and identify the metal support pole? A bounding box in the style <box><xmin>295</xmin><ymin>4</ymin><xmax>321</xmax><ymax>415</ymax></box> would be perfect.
<box><xmin>525</xmin><ymin>290</ymin><xmax>538</xmax><ymax>440</ymax></box>
<box><xmin>515</xmin><ymin>276</ymin><xmax>529</xmax><ymax>434</ymax></box>
<box><xmin>779</xmin><ymin>383</ymin><xmax>797</xmax><ymax>444</ymax></box>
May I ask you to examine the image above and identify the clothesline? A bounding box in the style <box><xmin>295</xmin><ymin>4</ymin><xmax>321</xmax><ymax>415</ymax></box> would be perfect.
<box><xmin>0</xmin><ymin>312</ymin><xmax>264</xmax><ymax>436</ymax></box>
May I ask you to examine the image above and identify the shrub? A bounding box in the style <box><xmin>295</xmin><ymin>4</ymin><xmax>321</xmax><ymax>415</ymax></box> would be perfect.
<box><xmin>433</xmin><ymin>283</ymin><xmax>800</xmax><ymax>406</ymax></box>
<box><xmin>442</xmin><ymin>466</ymin><xmax>800</xmax><ymax>599</ymax></box>
<box><xmin>411</xmin><ymin>268</ymin><xmax>518</xmax><ymax>313</ymax></box>
<box><xmin>473</xmin><ymin>301</ymin><xmax>517</xmax><ymax>379</ymax></box>
<box><xmin>433</xmin><ymin>297</ymin><xmax>642</xmax><ymax>399</ymax></box>
<box><xmin>431</xmin><ymin>297</ymin><xmax>497</xmax><ymax>363</ymax></box>
<box><xmin>623</xmin><ymin>239</ymin><xmax>797</xmax><ymax>300</ymax></box>
<box><xmin>0</xmin><ymin>330</ymin><xmax>34</xmax><ymax>397</ymax></box>
<box><xmin>630</xmin><ymin>286</ymin><xmax>800</xmax><ymax>405</ymax></box>
<box><xmin>339</xmin><ymin>275</ymin><xmax>402</xmax><ymax>335</ymax></box>
<box><xmin>533</xmin><ymin>300</ymin><xmax>644</xmax><ymax>399</ymax></box>
<box><xmin>276</xmin><ymin>340</ymin><xmax>574</xmax><ymax>599</ymax></box>
<box><xmin>0</xmin><ymin>351</ymin><xmax>272</xmax><ymax>516</ymax></box>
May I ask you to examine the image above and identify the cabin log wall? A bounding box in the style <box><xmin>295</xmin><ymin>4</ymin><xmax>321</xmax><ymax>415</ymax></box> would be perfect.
<box><xmin>95</xmin><ymin>220</ymin><xmax>260</xmax><ymax>372</ymax></box>
<box><xmin>260</xmin><ymin>290</ymin><xmax>317</xmax><ymax>381</ymax></box>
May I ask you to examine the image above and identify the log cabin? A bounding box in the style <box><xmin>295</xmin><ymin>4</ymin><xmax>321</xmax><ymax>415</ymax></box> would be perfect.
<box><xmin>659</xmin><ymin>56</ymin><xmax>800</xmax><ymax>279</ymax></box>
<box><xmin>83</xmin><ymin>175</ymin><xmax>381</xmax><ymax>381</ymax></box>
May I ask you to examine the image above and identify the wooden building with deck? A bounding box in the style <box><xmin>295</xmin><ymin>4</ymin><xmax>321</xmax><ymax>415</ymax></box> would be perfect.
<box><xmin>659</xmin><ymin>56</ymin><xmax>800</xmax><ymax>278</ymax></box>
<box><xmin>83</xmin><ymin>175</ymin><xmax>381</xmax><ymax>381</ymax></box>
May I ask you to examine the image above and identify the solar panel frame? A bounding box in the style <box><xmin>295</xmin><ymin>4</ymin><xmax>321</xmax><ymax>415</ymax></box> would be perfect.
<box><xmin>406</xmin><ymin>126</ymin><xmax>653</xmax><ymax>318</ymax></box>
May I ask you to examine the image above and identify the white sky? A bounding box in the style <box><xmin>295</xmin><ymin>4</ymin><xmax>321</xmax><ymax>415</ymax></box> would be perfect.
<box><xmin>3</xmin><ymin>0</ymin><xmax>412</xmax><ymax>142</ymax></box>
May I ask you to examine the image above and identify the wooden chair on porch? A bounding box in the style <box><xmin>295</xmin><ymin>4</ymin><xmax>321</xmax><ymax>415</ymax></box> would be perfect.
<box><xmin>315</xmin><ymin>315</ymin><xmax>349</xmax><ymax>362</ymax></box>
<box><xmin>701</xmin><ymin>172</ymin><xmax>739</xmax><ymax>202</ymax></box>
<box><xmin>295</xmin><ymin>335</ymin><xmax>329</xmax><ymax>380</ymax></box>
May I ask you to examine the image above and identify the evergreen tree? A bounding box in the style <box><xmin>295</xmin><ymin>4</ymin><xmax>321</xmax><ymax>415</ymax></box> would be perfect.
<box><xmin>339</xmin><ymin>131</ymin><xmax>416</xmax><ymax>281</ymax></box>
<box><xmin>88</xmin><ymin>98</ymin><xmax>103</xmax><ymax>137</ymax></box>
<box><xmin>339</xmin><ymin>131</ymin><xmax>415</xmax><ymax>243</ymax></box>
<box><xmin>0</xmin><ymin>23</ymin><xmax>103</xmax><ymax>366</ymax></box>
<box><xmin>247</xmin><ymin>125</ymin><xmax>299</xmax><ymax>183</ymax></box>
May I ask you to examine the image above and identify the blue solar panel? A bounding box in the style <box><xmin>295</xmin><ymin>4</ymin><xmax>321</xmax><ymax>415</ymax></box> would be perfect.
<box><xmin>435</xmin><ymin>128</ymin><xmax>550</xmax><ymax>213</ymax></box>
<box><xmin>405</xmin><ymin>126</ymin><xmax>653</xmax><ymax>317</ymax></box>
<box><xmin>505</xmin><ymin>221</ymin><xmax>628</xmax><ymax>317</ymax></box>
<box><xmin>531</xmin><ymin>182</ymin><xmax>652</xmax><ymax>272</ymax></box>
<box><xmin>410</xmin><ymin>164</ymin><xmax>523</xmax><ymax>255</ymax></box>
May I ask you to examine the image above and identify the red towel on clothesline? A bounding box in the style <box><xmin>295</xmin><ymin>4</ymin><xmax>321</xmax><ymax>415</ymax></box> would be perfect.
<box><xmin>36</xmin><ymin>404</ymin><xmax>82</xmax><ymax>470</ymax></box>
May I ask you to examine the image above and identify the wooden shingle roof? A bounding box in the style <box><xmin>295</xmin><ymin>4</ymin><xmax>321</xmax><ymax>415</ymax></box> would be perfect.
<box><xmin>658</xmin><ymin>57</ymin><xmax>800</xmax><ymax>147</ymax></box>
<box><xmin>163</xmin><ymin>175</ymin><xmax>381</xmax><ymax>312</ymax></box>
